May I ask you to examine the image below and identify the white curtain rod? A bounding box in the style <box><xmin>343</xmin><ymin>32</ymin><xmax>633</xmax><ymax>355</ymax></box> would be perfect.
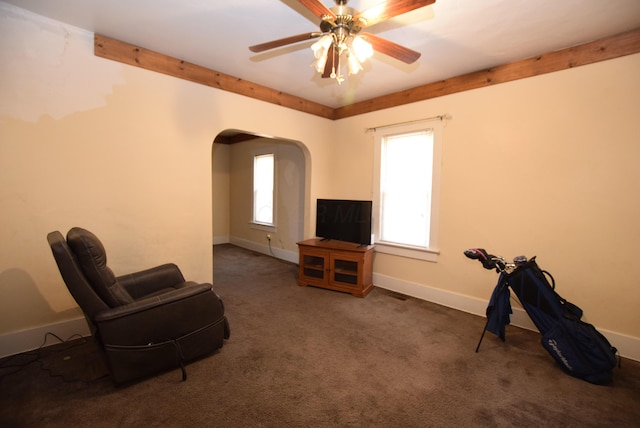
<box><xmin>365</xmin><ymin>114</ymin><xmax>452</xmax><ymax>133</ymax></box>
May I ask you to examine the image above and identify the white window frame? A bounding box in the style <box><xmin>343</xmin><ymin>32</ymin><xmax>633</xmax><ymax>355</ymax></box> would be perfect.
<box><xmin>372</xmin><ymin>120</ymin><xmax>443</xmax><ymax>262</ymax></box>
<box><xmin>252</xmin><ymin>152</ymin><xmax>276</xmax><ymax>229</ymax></box>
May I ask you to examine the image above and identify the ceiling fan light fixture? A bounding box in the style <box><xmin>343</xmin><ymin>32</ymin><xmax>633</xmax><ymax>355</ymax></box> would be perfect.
<box><xmin>252</xmin><ymin>0</ymin><xmax>433</xmax><ymax>85</ymax></box>
<box><xmin>311</xmin><ymin>34</ymin><xmax>333</xmax><ymax>58</ymax></box>
<box><xmin>346</xmin><ymin>50</ymin><xmax>363</xmax><ymax>75</ymax></box>
<box><xmin>311</xmin><ymin>34</ymin><xmax>333</xmax><ymax>72</ymax></box>
<box><xmin>312</xmin><ymin>54</ymin><xmax>328</xmax><ymax>73</ymax></box>
<box><xmin>310</xmin><ymin>33</ymin><xmax>373</xmax><ymax>83</ymax></box>
<box><xmin>351</xmin><ymin>35</ymin><xmax>373</xmax><ymax>63</ymax></box>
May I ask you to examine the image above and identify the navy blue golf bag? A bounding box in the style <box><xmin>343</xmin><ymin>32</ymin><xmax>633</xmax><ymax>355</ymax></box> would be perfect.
<box><xmin>466</xmin><ymin>248</ymin><xmax>618</xmax><ymax>385</ymax></box>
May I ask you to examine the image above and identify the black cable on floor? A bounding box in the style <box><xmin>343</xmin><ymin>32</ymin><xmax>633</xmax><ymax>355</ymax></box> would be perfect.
<box><xmin>0</xmin><ymin>332</ymin><xmax>107</xmax><ymax>383</ymax></box>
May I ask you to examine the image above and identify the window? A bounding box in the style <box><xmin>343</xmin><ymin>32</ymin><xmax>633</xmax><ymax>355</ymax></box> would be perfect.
<box><xmin>253</xmin><ymin>153</ymin><xmax>274</xmax><ymax>226</ymax></box>
<box><xmin>373</xmin><ymin>120</ymin><xmax>442</xmax><ymax>261</ymax></box>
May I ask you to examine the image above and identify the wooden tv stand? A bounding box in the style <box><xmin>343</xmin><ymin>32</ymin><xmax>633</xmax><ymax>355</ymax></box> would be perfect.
<box><xmin>297</xmin><ymin>238</ymin><xmax>374</xmax><ymax>297</ymax></box>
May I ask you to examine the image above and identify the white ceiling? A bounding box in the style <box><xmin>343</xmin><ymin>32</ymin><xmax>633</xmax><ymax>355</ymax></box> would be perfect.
<box><xmin>5</xmin><ymin>0</ymin><xmax>640</xmax><ymax>108</ymax></box>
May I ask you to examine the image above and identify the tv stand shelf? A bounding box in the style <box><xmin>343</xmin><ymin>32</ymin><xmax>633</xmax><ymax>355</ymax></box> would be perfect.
<box><xmin>297</xmin><ymin>238</ymin><xmax>374</xmax><ymax>297</ymax></box>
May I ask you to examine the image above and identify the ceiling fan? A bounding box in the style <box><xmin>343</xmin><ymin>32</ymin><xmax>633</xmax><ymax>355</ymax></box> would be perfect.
<box><xmin>249</xmin><ymin>0</ymin><xmax>436</xmax><ymax>84</ymax></box>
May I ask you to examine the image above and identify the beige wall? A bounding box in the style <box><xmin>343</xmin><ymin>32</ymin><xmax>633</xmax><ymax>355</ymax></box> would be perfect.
<box><xmin>333</xmin><ymin>53</ymin><xmax>640</xmax><ymax>339</ymax></box>
<box><xmin>1</xmin><ymin>3</ymin><xmax>639</xmax><ymax>356</ymax></box>
<box><xmin>227</xmin><ymin>138</ymin><xmax>306</xmax><ymax>255</ymax></box>
<box><xmin>0</xmin><ymin>4</ymin><xmax>332</xmax><ymax>338</ymax></box>
<box><xmin>212</xmin><ymin>142</ymin><xmax>231</xmax><ymax>245</ymax></box>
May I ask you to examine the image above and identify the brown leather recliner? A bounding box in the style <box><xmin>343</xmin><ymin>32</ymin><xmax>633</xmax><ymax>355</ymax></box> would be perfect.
<box><xmin>47</xmin><ymin>227</ymin><xmax>229</xmax><ymax>385</ymax></box>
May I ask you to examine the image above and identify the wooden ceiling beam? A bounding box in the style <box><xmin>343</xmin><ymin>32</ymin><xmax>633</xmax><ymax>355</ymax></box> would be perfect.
<box><xmin>95</xmin><ymin>27</ymin><xmax>640</xmax><ymax>121</ymax></box>
<box><xmin>94</xmin><ymin>34</ymin><xmax>335</xmax><ymax>120</ymax></box>
<box><xmin>334</xmin><ymin>27</ymin><xmax>640</xmax><ymax>119</ymax></box>
<box><xmin>213</xmin><ymin>133</ymin><xmax>261</xmax><ymax>145</ymax></box>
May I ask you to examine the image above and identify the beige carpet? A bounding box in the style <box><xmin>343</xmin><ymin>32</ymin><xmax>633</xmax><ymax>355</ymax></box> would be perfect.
<box><xmin>1</xmin><ymin>244</ymin><xmax>639</xmax><ymax>427</ymax></box>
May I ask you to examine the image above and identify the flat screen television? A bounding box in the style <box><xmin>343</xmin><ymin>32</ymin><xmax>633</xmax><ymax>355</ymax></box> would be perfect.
<box><xmin>315</xmin><ymin>199</ymin><xmax>372</xmax><ymax>246</ymax></box>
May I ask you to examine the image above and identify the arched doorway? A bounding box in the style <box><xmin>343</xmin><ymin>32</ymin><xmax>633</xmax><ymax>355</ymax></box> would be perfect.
<box><xmin>211</xmin><ymin>129</ymin><xmax>311</xmax><ymax>267</ymax></box>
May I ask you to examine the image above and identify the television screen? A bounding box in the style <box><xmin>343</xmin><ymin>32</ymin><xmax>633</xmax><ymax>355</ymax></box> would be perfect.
<box><xmin>316</xmin><ymin>199</ymin><xmax>372</xmax><ymax>245</ymax></box>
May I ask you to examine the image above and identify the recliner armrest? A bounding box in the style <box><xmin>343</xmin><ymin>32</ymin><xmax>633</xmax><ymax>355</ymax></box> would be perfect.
<box><xmin>94</xmin><ymin>282</ymin><xmax>211</xmax><ymax>322</ymax></box>
<box><xmin>117</xmin><ymin>263</ymin><xmax>186</xmax><ymax>299</ymax></box>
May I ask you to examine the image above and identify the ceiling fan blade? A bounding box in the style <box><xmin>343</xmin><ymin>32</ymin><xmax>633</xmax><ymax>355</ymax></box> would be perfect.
<box><xmin>249</xmin><ymin>32</ymin><xmax>321</xmax><ymax>53</ymax></box>
<box><xmin>297</xmin><ymin>0</ymin><xmax>337</xmax><ymax>21</ymax></box>
<box><xmin>360</xmin><ymin>32</ymin><xmax>421</xmax><ymax>64</ymax></box>
<box><xmin>355</xmin><ymin>0</ymin><xmax>435</xmax><ymax>28</ymax></box>
<box><xmin>322</xmin><ymin>44</ymin><xmax>336</xmax><ymax>78</ymax></box>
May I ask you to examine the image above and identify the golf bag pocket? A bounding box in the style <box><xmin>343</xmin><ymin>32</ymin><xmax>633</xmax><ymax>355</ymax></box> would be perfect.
<box><xmin>541</xmin><ymin>320</ymin><xmax>617</xmax><ymax>385</ymax></box>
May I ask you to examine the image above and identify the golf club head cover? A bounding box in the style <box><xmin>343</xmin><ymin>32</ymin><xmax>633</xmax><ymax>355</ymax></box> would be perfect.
<box><xmin>464</xmin><ymin>248</ymin><xmax>497</xmax><ymax>270</ymax></box>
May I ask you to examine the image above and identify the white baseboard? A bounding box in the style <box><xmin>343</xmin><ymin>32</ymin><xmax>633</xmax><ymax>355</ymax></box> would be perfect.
<box><xmin>213</xmin><ymin>235</ymin><xmax>230</xmax><ymax>246</ymax></box>
<box><xmin>229</xmin><ymin>236</ymin><xmax>299</xmax><ymax>264</ymax></box>
<box><xmin>0</xmin><ymin>316</ymin><xmax>91</xmax><ymax>359</ymax></box>
<box><xmin>373</xmin><ymin>272</ymin><xmax>640</xmax><ymax>362</ymax></box>
<box><xmin>223</xmin><ymin>238</ymin><xmax>640</xmax><ymax>361</ymax></box>
<box><xmin>7</xmin><ymin>258</ymin><xmax>634</xmax><ymax>362</ymax></box>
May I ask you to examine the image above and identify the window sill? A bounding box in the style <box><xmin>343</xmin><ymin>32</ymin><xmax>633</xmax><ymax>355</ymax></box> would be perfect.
<box><xmin>250</xmin><ymin>222</ymin><xmax>276</xmax><ymax>232</ymax></box>
<box><xmin>374</xmin><ymin>242</ymin><xmax>439</xmax><ymax>262</ymax></box>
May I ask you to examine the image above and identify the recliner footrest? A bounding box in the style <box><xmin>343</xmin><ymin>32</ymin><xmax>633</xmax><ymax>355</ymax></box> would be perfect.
<box><xmin>103</xmin><ymin>317</ymin><xmax>227</xmax><ymax>385</ymax></box>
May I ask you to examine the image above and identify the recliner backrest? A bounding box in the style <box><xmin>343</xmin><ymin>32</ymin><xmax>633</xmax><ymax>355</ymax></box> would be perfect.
<box><xmin>66</xmin><ymin>227</ymin><xmax>134</xmax><ymax>307</ymax></box>
<box><xmin>47</xmin><ymin>230</ymin><xmax>109</xmax><ymax>320</ymax></box>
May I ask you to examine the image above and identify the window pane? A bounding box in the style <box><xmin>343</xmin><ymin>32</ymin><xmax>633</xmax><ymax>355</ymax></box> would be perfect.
<box><xmin>380</xmin><ymin>131</ymin><xmax>433</xmax><ymax>247</ymax></box>
<box><xmin>254</xmin><ymin>154</ymin><xmax>274</xmax><ymax>224</ymax></box>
